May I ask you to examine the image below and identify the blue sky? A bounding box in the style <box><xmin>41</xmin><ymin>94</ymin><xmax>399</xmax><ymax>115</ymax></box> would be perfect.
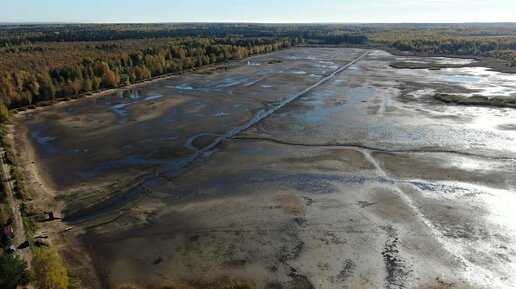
<box><xmin>2</xmin><ymin>0</ymin><xmax>516</xmax><ymax>23</ymax></box>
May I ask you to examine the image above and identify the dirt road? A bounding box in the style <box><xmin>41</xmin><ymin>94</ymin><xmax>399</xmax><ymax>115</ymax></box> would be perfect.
<box><xmin>1</xmin><ymin>135</ymin><xmax>33</xmax><ymax>280</ymax></box>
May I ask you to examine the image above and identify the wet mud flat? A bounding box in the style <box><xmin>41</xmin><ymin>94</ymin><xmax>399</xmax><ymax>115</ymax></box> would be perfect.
<box><xmin>16</xmin><ymin>47</ymin><xmax>364</xmax><ymax>218</ymax></box>
<box><xmin>14</xmin><ymin>48</ymin><xmax>516</xmax><ymax>288</ymax></box>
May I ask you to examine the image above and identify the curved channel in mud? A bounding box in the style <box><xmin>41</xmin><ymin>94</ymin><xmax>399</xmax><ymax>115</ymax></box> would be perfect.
<box><xmin>62</xmin><ymin>51</ymin><xmax>371</xmax><ymax>224</ymax></box>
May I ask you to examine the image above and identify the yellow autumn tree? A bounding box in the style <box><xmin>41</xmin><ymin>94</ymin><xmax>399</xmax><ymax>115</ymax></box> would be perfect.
<box><xmin>31</xmin><ymin>247</ymin><xmax>68</xmax><ymax>289</ymax></box>
<box><xmin>0</xmin><ymin>102</ymin><xmax>9</xmax><ymax>123</ymax></box>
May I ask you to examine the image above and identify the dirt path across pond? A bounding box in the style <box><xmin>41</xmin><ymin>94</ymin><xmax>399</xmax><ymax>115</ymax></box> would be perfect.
<box><xmin>63</xmin><ymin>50</ymin><xmax>371</xmax><ymax>224</ymax></box>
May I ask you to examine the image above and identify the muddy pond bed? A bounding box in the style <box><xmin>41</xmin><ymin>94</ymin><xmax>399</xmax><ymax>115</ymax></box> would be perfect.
<box><xmin>15</xmin><ymin>48</ymin><xmax>516</xmax><ymax>289</ymax></box>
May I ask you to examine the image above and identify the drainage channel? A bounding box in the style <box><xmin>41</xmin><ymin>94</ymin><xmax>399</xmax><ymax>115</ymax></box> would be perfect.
<box><xmin>64</xmin><ymin>51</ymin><xmax>370</xmax><ymax>224</ymax></box>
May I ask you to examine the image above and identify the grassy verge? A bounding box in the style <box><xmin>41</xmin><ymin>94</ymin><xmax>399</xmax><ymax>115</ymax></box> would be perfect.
<box><xmin>0</xmin><ymin>173</ymin><xmax>13</xmax><ymax>225</ymax></box>
<box><xmin>0</xmin><ymin>125</ymin><xmax>28</xmax><ymax>201</ymax></box>
<box><xmin>0</xmin><ymin>122</ymin><xmax>17</xmax><ymax>236</ymax></box>
<box><xmin>0</xmin><ymin>123</ymin><xmax>31</xmax><ymax>235</ymax></box>
<box><xmin>434</xmin><ymin>93</ymin><xmax>516</xmax><ymax>108</ymax></box>
<box><xmin>20</xmin><ymin>204</ymin><xmax>35</xmax><ymax>239</ymax></box>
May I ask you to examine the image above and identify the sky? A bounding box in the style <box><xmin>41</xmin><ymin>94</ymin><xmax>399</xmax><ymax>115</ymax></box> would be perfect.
<box><xmin>1</xmin><ymin>0</ymin><xmax>516</xmax><ymax>23</ymax></box>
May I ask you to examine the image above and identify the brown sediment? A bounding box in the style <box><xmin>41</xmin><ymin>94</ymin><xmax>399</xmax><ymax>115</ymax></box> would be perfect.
<box><xmin>12</xmin><ymin>47</ymin><xmax>516</xmax><ymax>289</ymax></box>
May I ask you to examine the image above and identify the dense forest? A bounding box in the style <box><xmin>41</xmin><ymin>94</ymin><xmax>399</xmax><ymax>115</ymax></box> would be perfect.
<box><xmin>368</xmin><ymin>29</ymin><xmax>516</xmax><ymax>64</ymax></box>
<box><xmin>0</xmin><ymin>37</ymin><xmax>301</xmax><ymax>108</ymax></box>
<box><xmin>0</xmin><ymin>23</ymin><xmax>370</xmax><ymax>45</ymax></box>
<box><xmin>0</xmin><ymin>23</ymin><xmax>515</xmax><ymax>110</ymax></box>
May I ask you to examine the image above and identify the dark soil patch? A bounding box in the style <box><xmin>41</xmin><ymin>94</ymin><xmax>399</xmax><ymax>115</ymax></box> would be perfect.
<box><xmin>287</xmin><ymin>267</ymin><xmax>315</xmax><ymax>289</ymax></box>
<box><xmin>390</xmin><ymin>62</ymin><xmax>464</xmax><ymax>70</ymax></box>
<box><xmin>381</xmin><ymin>225</ymin><xmax>410</xmax><ymax>288</ymax></box>
<box><xmin>434</xmin><ymin>93</ymin><xmax>516</xmax><ymax>109</ymax></box>
<box><xmin>279</xmin><ymin>240</ymin><xmax>304</xmax><ymax>262</ymax></box>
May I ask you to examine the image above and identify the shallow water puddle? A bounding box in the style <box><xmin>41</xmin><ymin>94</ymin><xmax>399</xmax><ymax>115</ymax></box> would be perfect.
<box><xmin>438</xmin><ymin>75</ymin><xmax>483</xmax><ymax>83</ymax></box>
<box><xmin>109</xmin><ymin>89</ymin><xmax>164</xmax><ymax>124</ymax></box>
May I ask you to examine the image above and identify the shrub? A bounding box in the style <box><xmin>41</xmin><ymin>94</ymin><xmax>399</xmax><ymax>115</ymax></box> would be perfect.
<box><xmin>0</xmin><ymin>103</ymin><xmax>9</xmax><ymax>124</ymax></box>
<box><xmin>0</xmin><ymin>205</ymin><xmax>10</xmax><ymax>225</ymax></box>
<box><xmin>32</xmin><ymin>247</ymin><xmax>69</xmax><ymax>289</ymax></box>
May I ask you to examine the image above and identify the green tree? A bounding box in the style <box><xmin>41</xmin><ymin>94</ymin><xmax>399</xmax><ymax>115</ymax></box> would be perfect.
<box><xmin>0</xmin><ymin>255</ymin><xmax>30</xmax><ymax>289</ymax></box>
<box><xmin>0</xmin><ymin>74</ymin><xmax>16</xmax><ymax>103</ymax></box>
<box><xmin>92</xmin><ymin>77</ymin><xmax>101</xmax><ymax>91</ymax></box>
<box><xmin>24</xmin><ymin>74</ymin><xmax>40</xmax><ymax>98</ymax></box>
<box><xmin>67</xmin><ymin>79</ymin><xmax>81</xmax><ymax>95</ymax></box>
<box><xmin>37</xmin><ymin>75</ymin><xmax>56</xmax><ymax>101</ymax></box>
<box><xmin>81</xmin><ymin>78</ymin><xmax>93</xmax><ymax>92</ymax></box>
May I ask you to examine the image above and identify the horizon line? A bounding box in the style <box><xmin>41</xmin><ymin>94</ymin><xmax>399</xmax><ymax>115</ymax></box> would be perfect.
<box><xmin>1</xmin><ymin>21</ymin><xmax>516</xmax><ymax>25</ymax></box>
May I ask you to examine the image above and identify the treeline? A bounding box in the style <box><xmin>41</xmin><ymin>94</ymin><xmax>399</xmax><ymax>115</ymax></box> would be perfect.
<box><xmin>2</xmin><ymin>23</ymin><xmax>514</xmax><ymax>47</ymax></box>
<box><xmin>0</xmin><ymin>37</ymin><xmax>299</xmax><ymax>109</ymax></box>
<box><xmin>369</xmin><ymin>31</ymin><xmax>516</xmax><ymax>64</ymax></box>
<box><xmin>0</xmin><ymin>23</ymin><xmax>370</xmax><ymax>46</ymax></box>
<box><xmin>387</xmin><ymin>37</ymin><xmax>516</xmax><ymax>54</ymax></box>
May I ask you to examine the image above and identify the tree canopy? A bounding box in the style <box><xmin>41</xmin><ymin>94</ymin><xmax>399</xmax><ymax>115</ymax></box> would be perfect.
<box><xmin>0</xmin><ymin>254</ymin><xmax>30</xmax><ymax>289</ymax></box>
